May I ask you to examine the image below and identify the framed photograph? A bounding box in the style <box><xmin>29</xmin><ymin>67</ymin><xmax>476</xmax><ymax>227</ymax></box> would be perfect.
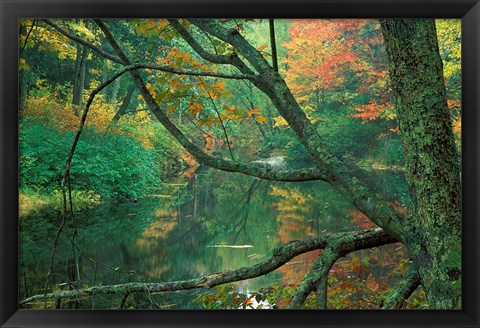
<box><xmin>1</xmin><ymin>0</ymin><xmax>479</xmax><ymax>327</ymax></box>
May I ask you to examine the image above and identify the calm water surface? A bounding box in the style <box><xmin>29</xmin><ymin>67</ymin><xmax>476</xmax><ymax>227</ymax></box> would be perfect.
<box><xmin>20</xmin><ymin>167</ymin><xmax>410</xmax><ymax>309</ymax></box>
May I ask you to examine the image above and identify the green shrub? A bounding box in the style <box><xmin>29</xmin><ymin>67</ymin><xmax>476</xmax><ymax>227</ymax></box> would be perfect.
<box><xmin>20</xmin><ymin>117</ymin><xmax>163</xmax><ymax>200</ymax></box>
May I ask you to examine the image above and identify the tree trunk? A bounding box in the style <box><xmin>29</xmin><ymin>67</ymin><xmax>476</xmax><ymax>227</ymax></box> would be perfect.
<box><xmin>380</xmin><ymin>19</ymin><xmax>461</xmax><ymax>309</ymax></box>
<box><xmin>112</xmin><ymin>86</ymin><xmax>135</xmax><ymax>122</ymax></box>
<box><xmin>269</xmin><ymin>19</ymin><xmax>279</xmax><ymax>73</ymax></box>
<box><xmin>72</xmin><ymin>44</ymin><xmax>88</xmax><ymax>111</ymax></box>
<box><xmin>110</xmin><ymin>77</ymin><xmax>121</xmax><ymax>102</ymax></box>
<box><xmin>19</xmin><ymin>23</ymin><xmax>28</xmax><ymax>109</ymax></box>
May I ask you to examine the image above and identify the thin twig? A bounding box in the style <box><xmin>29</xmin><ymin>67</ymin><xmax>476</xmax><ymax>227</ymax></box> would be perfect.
<box><xmin>19</xmin><ymin>19</ymin><xmax>37</xmax><ymax>55</ymax></box>
<box><xmin>198</xmin><ymin>76</ymin><xmax>235</xmax><ymax>161</ymax></box>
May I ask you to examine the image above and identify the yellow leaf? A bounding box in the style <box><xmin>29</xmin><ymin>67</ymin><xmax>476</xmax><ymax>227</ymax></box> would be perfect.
<box><xmin>257</xmin><ymin>45</ymin><xmax>268</xmax><ymax>51</ymax></box>
<box><xmin>273</xmin><ymin>116</ymin><xmax>288</xmax><ymax>128</ymax></box>
<box><xmin>19</xmin><ymin>58</ymin><xmax>30</xmax><ymax>71</ymax></box>
<box><xmin>254</xmin><ymin>115</ymin><xmax>266</xmax><ymax>124</ymax></box>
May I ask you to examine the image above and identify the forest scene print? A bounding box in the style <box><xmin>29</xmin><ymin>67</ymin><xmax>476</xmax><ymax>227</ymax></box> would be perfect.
<box><xmin>18</xmin><ymin>18</ymin><xmax>461</xmax><ymax>310</ymax></box>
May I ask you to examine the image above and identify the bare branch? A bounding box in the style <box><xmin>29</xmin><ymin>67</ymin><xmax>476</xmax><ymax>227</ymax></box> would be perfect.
<box><xmin>138</xmin><ymin>63</ymin><xmax>254</xmax><ymax>80</ymax></box>
<box><xmin>19</xmin><ymin>19</ymin><xmax>37</xmax><ymax>55</ymax></box>
<box><xmin>269</xmin><ymin>19</ymin><xmax>279</xmax><ymax>74</ymax></box>
<box><xmin>198</xmin><ymin>76</ymin><xmax>235</xmax><ymax>161</ymax></box>
<box><xmin>21</xmin><ymin>228</ymin><xmax>396</xmax><ymax>306</ymax></box>
<box><xmin>381</xmin><ymin>266</ymin><xmax>421</xmax><ymax>309</ymax></box>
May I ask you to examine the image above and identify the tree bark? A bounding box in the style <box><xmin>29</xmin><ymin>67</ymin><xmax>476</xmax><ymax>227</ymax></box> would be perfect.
<box><xmin>380</xmin><ymin>19</ymin><xmax>461</xmax><ymax>309</ymax></box>
<box><xmin>269</xmin><ymin>19</ymin><xmax>279</xmax><ymax>74</ymax></box>
<box><xmin>72</xmin><ymin>44</ymin><xmax>88</xmax><ymax>111</ymax></box>
<box><xmin>112</xmin><ymin>86</ymin><xmax>135</xmax><ymax>122</ymax></box>
<box><xmin>381</xmin><ymin>267</ymin><xmax>420</xmax><ymax>309</ymax></box>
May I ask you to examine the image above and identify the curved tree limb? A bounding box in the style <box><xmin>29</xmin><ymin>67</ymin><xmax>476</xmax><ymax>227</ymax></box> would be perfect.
<box><xmin>21</xmin><ymin>228</ymin><xmax>396</xmax><ymax>306</ymax></box>
<box><xmin>187</xmin><ymin>19</ymin><xmax>405</xmax><ymax>242</ymax></box>
<box><xmin>381</xmin><ymin>266</ymin><xmax>421</xmax><ymax>309</ymax></box>
<box><xmin>42</xmin><ymin>19</ymin><xmax>122</xmax><ymax>64</ymax></box>
<box><xmin>168</xmin><ymin>19</ymin><xmax>254</xmax><ymax>76</ymax></box>
<box><xmin>287</xmin><ymin>247</ymin><xmax>340</xmax><ymax>309</ymax></box>
<box><xmin>94</xmin><ymin>19</ymin><xmax>327</xmax><ymax>183</ymax></box>
<box><xmin>42</xmin><ymin>63</ymin><xmax>140</xmax><ymax>307</ymax></box>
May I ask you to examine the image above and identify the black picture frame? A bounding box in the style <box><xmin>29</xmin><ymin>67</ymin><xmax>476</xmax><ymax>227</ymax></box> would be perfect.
<box><xmin>1</xmin><ymin>0</ymin><xmax>479</xmax><ymax>327</ymax></box>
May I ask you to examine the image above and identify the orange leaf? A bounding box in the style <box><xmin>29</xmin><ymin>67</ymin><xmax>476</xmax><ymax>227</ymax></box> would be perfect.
<box><xmin>254</xmin><ymin>115</ymin><xmax>266</xmax><ymax>124</ymax></box>
<box><xmin>247</xmin><ymin>108</ymin><xmax>260</xmax><ymax>117</ymax></box>
<box><xmin>213</xmin><ymin>81</ymin><xmax>226</xmax><ymax>89</ymax></box>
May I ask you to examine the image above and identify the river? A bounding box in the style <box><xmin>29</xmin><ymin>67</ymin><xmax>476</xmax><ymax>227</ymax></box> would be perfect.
<box><xmin>19</xmin><ymin>166</ymin><xmax>412</xmax><ymax>309</ymax></box>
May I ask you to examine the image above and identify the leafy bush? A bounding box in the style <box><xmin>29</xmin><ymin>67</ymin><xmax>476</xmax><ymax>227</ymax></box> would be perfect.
<box><xmin>20</xmin><ymin>117</ymin><xmax>163</xmax><ymax>200</ymax></box>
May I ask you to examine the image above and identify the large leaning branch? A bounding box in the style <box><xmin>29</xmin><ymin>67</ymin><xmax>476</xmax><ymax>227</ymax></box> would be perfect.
<box><xmin>188</xmin><ymin>19</ymin><xmax>405</xmax><ymax>242</ymax></box>
<box><xmin>21</xmin><ymin>228</ymin><xmax>396</xmax><ymax>306</ymax></box>
<box><xmin>168</xmin><ymin>19</ymin><xmax>254</xmax><ymax>76</ymax></box>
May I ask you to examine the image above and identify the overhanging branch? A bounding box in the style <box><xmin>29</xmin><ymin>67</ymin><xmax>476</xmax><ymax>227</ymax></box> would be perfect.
<box><xmin>95</xmin><ymin>19</ymin><xmax>327</xmax><ymax>183</ymax></box>
<box><xmin>21</xmin><ymin>228</ymin><xmax>396</xmax><ymax>306</ymax></box>
<box><xmin>43</xmin><ymin>19</ymin><xmax>254</xmax><ymax>81</ymax></box>
<box><xmin>168</xmin><ymin>19</ymin><xmax>254</xmax><ymax>76</ymax></box>
<box><xmin>42</xmin><ymin>19</ymin><xmax>122</xmax><ymax>64</ymax></box>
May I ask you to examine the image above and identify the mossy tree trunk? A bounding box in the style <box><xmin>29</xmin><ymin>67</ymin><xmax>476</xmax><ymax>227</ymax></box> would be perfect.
<box><xmin>380</xmin><ymin>19</ymin><xmax>461</xmax><ymax>309</ymax></box>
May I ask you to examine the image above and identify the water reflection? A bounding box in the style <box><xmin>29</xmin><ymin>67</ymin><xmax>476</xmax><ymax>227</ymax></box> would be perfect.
<box><xmin>20</xmin><ymin>166</ymin><xmax>410</xmax><ymax>309</ymax></box>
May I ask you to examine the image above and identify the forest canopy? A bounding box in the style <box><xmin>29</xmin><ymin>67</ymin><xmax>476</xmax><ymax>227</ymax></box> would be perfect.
<box><xmin>18</xmin><ymin>18</ymin><xmax>461</xmax><ymax>310</ymax></box>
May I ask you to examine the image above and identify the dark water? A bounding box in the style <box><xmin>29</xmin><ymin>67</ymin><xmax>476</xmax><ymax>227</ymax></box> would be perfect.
<box><xmin>19</xmin><ymin>167</ymin><xmax>410</xmax><ymax>309</ymax></box>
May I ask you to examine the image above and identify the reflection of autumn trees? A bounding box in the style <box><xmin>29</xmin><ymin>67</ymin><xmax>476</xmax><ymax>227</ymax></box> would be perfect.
<box><xmin>270</xmin><ymin>185</ymin><xmax>325</xmax><ymax>285</ymax></box>
<box><xmin>270</xmin><ymin>185</ymin><xmax>315</xmax><ymax>243</ymax></box>
<box><xmin>268</xmin><ymin>184</ymin><xmax>423</xmax><ymax>308</ymax></box>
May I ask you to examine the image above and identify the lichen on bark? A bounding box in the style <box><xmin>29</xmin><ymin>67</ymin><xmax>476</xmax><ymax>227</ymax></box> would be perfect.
<box><xmin>380</xmin><ymin>19</ymin><xmax>462</xmax><ymax>309</ymax></box>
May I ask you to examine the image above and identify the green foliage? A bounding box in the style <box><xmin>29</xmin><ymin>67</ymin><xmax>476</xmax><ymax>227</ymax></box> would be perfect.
<box><xmin>19</xmin><ymin>189</ymin><xmax>100</xmax><ymax>218</ymax></box>
<box><xmin>20</xmin><ymin>117</ymin><xmax>163</xmax><ymax>200</ymax></box>
<box><xmin>317</xmin><ymin>109</ymin><xmax>384</xmax><ymax>161</ymax></box>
